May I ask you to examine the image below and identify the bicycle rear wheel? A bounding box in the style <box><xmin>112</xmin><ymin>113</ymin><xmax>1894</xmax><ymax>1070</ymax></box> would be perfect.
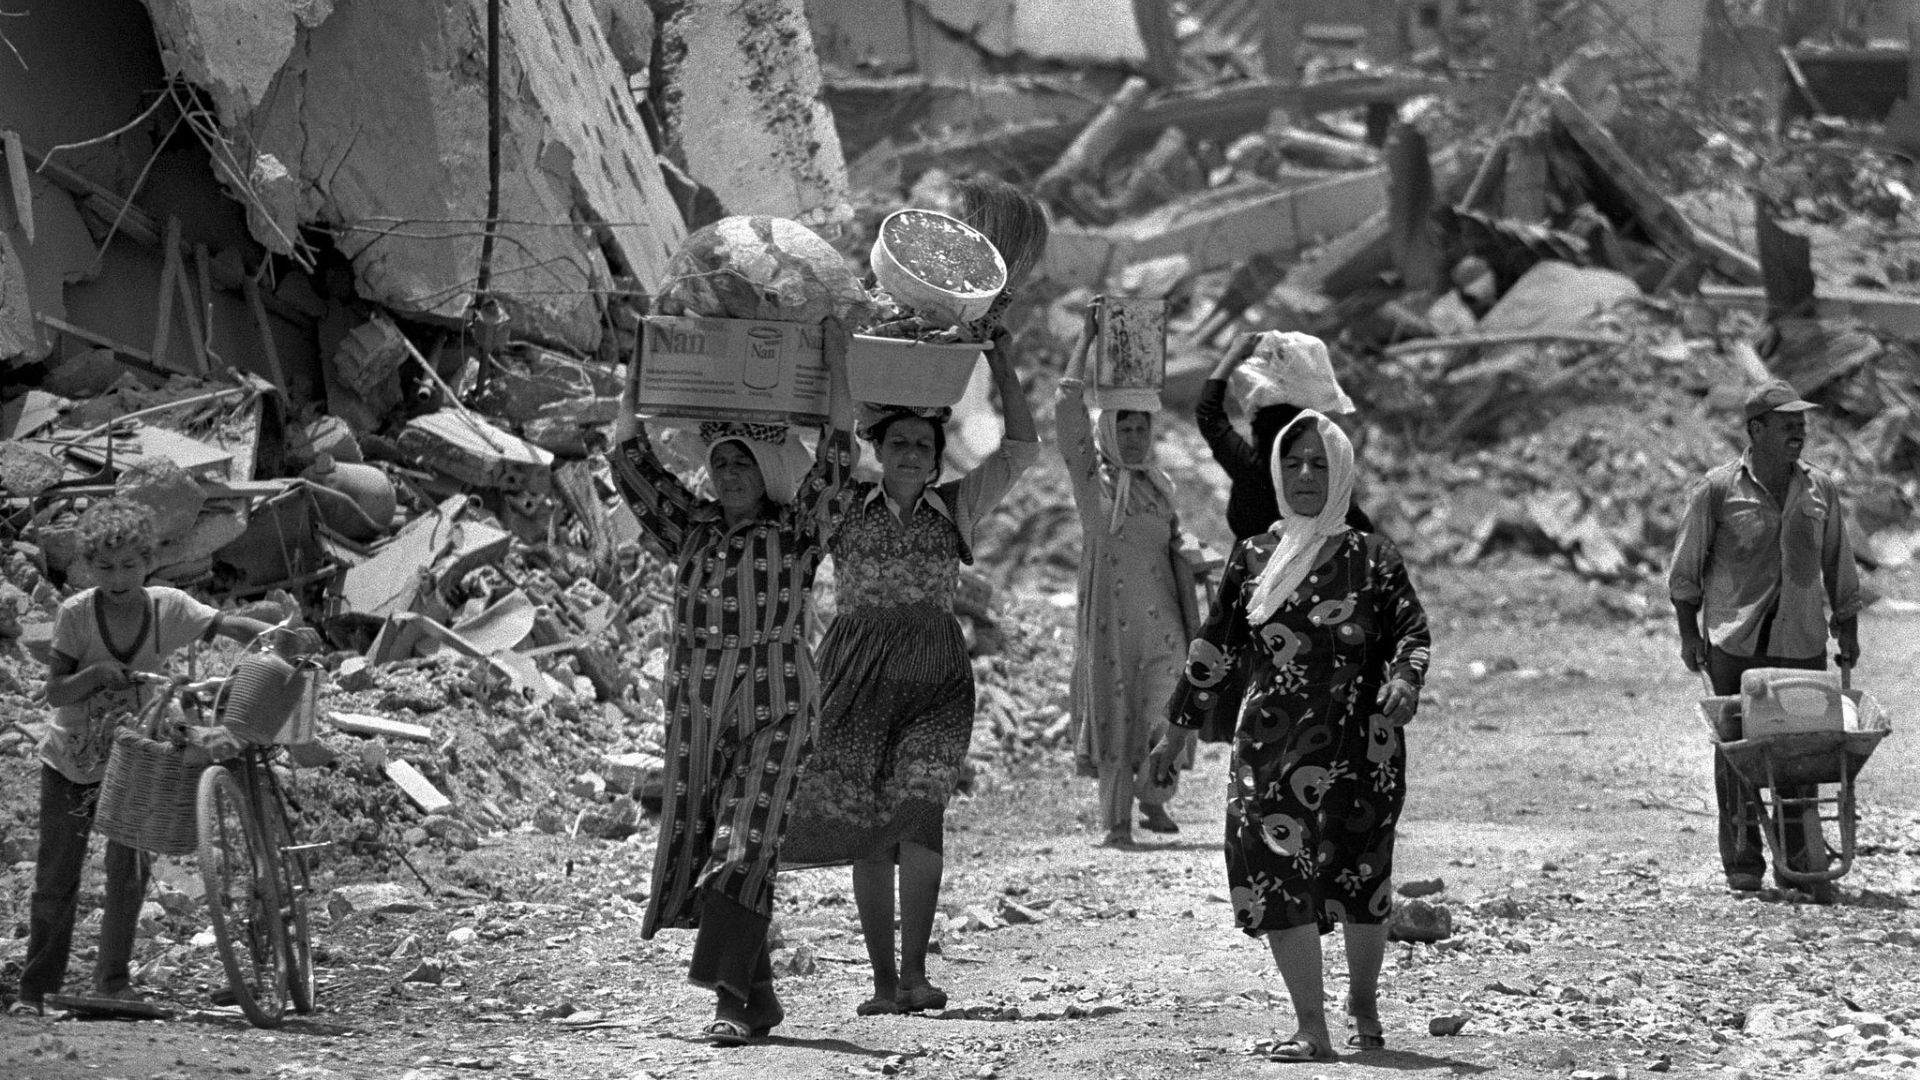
<box><xmin>198</xmin><ymin>765</ymin><xmax>289</xmax><ymax>1027</ymax></box>
<box><xmin>258</xmin><ymin>778</ymin><xmax>315</xmax><ymax>1013</ymax></box>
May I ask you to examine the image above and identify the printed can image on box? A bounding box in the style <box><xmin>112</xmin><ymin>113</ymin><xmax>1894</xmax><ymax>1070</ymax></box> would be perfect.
<box><xmin>638</xmin><ymin>315</ymin><xmax>829</xmax><ymax>425</ymax></box>
<box><xmin>1092</xmin><ymin>294</ymin><xmax>1167</xmax><ymax>411</ymax></box>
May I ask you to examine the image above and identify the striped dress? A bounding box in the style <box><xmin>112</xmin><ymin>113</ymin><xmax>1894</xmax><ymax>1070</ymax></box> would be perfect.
<box><xmin>610</xmin><ymin>426</ymin><xmax>853</xmax><ymax>940</ymax></box>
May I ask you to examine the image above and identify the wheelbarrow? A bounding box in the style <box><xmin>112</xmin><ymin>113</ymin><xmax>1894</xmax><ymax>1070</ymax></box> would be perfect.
<box><xmin>1698</xmin><ymin>666</ymin><xmax>1891</xmax><ymax>903</ymax></box>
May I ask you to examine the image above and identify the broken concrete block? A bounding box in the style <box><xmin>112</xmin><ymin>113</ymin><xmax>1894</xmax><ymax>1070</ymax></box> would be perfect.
<box><xmin>335</xmin><ymin>656</ymin><xmax>373</xmax><ymax>692</ymax></box>
<box><xmin>574</xmin><ymin>795</ymin><xmax>639</xmax><ymax>841</ymax></box>
<box><xmin>329</xmin><ymin>710</ymin><xmax>432</xmax><ymax>743</ymax></box>
<box><xmin>114</xmin><ymin>457</ymin><xmax>207</xmax><ymax>541</ymax></box>
<box><xmin>1388</xmin><ymin>897</ymin><xmax>1454</xmax><ymax>943</ymax></box>
<box><xmin>567</xmin><ymin>771</ymin><xmax>607</xmax><ymax>800</ymax></box>
<box><xmin>384</xmin><ymin>758</ymin><xmax>452</xmax><ymax>813</ymax></box>
<box><xmin>600</xmin><ymin>752</ymin><xmax>664</xmax><ymax>801</ymax></box>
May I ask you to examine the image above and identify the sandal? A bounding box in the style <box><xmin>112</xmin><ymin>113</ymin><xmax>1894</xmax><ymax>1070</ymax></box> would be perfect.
<box><xmin>7</xmin><ymin>999</ymin><xmax>47</xmax><ymax>1018</ymax></box>
<box><xmin>894</xmin><ymin>983</ymin><xmax>948</xmax><ymax>1013</ymax></box>
<box><xmin>704</xmin><ymin>1016</ymin><xmax>754</xmax><ymax>1047</ymax></box>
<box><xmin>1267</xmin><ymin>1031</ymin><xmax>1335</xmax><ymax>1062</ymax></box>
<box><xmin>857</xmin><ymin>996</ymin><xmax>905</xmax><ymax>1016</ymax></box>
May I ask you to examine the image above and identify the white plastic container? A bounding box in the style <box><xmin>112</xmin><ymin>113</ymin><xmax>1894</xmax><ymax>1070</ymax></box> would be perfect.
<box><xmin>1740</xmin><ymin>668</ymin><xmax>1848</xmax><ymax>738</ymax></box>
<box><xmin>847</xmin><ymin>334</ymin><xmax>985</xmax><ymax>408</ymax></box>
<box><xmin>870</xmin><ymin>209</ymin><xmax>1007</xmax><ymax>327</ymax></box>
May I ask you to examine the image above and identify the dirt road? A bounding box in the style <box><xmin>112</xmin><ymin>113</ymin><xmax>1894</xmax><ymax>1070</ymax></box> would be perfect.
<box><xmin>6</xmin><ymin>598</ymin><xmax>1918</xmax><ymax>1080</ymax></box>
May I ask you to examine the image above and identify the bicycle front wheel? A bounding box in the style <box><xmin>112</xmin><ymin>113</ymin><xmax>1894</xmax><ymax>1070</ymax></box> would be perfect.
<box><xmin>258</xmin><ymin>780</ymin><xmax>315</xmax><ymax>1013</ymax></box>
<box><xmin>198</xmin><ymin>765</ymin><xmax>289</xmax><ymax>1028</ymax></box>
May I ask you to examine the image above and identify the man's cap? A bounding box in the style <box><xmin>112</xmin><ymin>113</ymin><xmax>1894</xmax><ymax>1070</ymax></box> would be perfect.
<box><xmin>1743</xmin><ymin>379</ymin><xmax>1818</xmax><ymax>422</ymax></box>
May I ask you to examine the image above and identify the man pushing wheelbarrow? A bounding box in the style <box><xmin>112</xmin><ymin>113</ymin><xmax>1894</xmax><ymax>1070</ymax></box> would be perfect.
<box><xmin>1668</xmin><ymin>380</ymin><xmax>1869</xmax><ymax>901</ymax></box>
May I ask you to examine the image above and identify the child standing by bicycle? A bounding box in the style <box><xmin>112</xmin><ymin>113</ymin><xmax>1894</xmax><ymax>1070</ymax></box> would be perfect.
<box><xmin>9</xmin><ymin>498</ymin><xmax>314</xmax><ymax>1018</ymax></box>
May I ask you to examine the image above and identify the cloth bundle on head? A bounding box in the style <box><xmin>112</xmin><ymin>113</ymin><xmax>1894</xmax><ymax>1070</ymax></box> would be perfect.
<box><xmin>1093</xmin><ymin>409</ymin><xmax>1177</xmax><ymax>534</ymax></box>
<box><xmin>697</xmin><ymin>421</ymin><xmax>812</xmax><ymax>505</ymax></box>
<box><xmin>1246</xmin><ymin>410</ymin><xmax>1355</xmax><ymax>625</ymax></box>
<box><xmin>1231</xmin><ymin>331</ymin><xmax>1355</xmax><ymax>416</ymax></box>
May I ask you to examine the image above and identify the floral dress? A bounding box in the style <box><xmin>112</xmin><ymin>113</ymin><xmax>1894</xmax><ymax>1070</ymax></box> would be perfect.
<box><xmin>609</xmin><ymin>426</ymin><xmax>853</xmax><ymax>940</ymax></box>
<box><xmin>783</xmin><ymin>441</ymin><xmax>1038</xmax><ymax>864</ymax></box>
<box><xmin>1170</xmin><ymin>529</ymin><xmax>1429</xmax><ymax>934</ymax></box>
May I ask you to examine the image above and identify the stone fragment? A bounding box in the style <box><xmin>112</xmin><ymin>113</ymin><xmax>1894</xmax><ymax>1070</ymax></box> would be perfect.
<box><xmin>1388</xmin><ymin>897</ymin><xmax>1453</xmax><ymax>942</ymax></box>
<box><xmin>1398</xmin><ymin>877</ymin><xmax>1447</xmax><ymax>898</ymax></box>
<box><xmin>327</xmin><ymin>882</ymin><xmax>428</xmax><ymax>921</ymax></box>
<box><xmin>568</xmin><ymin>772</ymin><xmax>607</xmax><ymax>800</ymax></box>
<box><xmin>601</xmin><ymin>752</ymin><xmax>665</xmax><ymax>801</ymax></box>
<box><xmin>1429</xmin><ymin>1013</ymin><xmax>1471</xmax><ymax>1036</ymax></box>
<box><xmin>402</xmin><ymin>958</ymin><xmax>446</xmax><ymax>984</ymax></box>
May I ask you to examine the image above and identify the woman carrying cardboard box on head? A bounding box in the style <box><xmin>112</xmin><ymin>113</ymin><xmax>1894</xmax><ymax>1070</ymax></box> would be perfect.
<box><xmin>609</xmin><ymin>316</ymin><xmax>856</xmax><ymax>1048</ymax></box>
<box><xmin>1056</xmin><ymin>297</ymin><xmax>1202</xmax><ymax>847</ymax></box>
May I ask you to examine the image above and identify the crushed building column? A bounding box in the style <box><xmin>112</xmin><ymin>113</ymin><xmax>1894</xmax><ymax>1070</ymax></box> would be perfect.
<box><xmin>653</xmin><ymin>0</ymin><xmax>851</xmax><ymax>228</ymax></box>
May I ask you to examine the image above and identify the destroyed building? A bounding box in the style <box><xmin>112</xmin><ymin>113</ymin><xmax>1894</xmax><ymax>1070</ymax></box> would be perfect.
<box><xmin>4</xmin><ymin>0</ymin><xmax>1920</xmax><ymax>853</ymax></box>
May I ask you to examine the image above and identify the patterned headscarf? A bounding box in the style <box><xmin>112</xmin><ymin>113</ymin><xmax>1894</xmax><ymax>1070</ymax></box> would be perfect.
<box><xmin>1246</xmin><ymin>410</ymin><xmax>1355</xmax><ymax>626</ymax></box>
<box><xmin>1092</xmin><ymin>408</ymin><xmax>1176</xmax><ymax>535</ymax></box>
<box><xmin>856</xmin><ymin>403</ymin><xmax>953</xmax><ymax>443</ymax></box>
<box><xmin>698</xmin><ymin>421</ymin><xmax>809</xmax><ymax>506</ymax></box>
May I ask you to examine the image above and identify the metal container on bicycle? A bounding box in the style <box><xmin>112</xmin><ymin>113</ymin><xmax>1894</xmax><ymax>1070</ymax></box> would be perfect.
<box><xmin>218</xmin><ymin>652</ymin><xmax>321</xmax><ymax>745</ymax></box>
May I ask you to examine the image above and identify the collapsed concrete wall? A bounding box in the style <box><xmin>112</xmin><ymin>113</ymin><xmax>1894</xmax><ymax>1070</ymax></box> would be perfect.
<box><xmin>142</xmin><ymin>0</ymin><xmax>686</xmax><ymax>352</ymax></box>
<box><xmin>0</xmin><ymin>0</ymin><xmax>315</xmax><ymax>391</ymax></box>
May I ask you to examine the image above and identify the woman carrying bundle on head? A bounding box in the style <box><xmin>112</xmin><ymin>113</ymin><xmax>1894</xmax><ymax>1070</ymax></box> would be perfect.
<box><xmin>1055</xmin><ymin>313</ymin><xmax>1201</xmax><ymax>848</ymax></box>
<box><xmin>1150</xmin><ymin>409</ymin><xmax>1430</xmax><ymax>1063</ymax></box>
<box><xmin>1197</xmin><ymin>331</ymin><xmax>1373</xmax><ymax>541</ymax></box>
<box><xmin>609</xmin><ymin>319</ymin><xmax>856</xmax><ymax>1047</ymax></box>
<box><xmin>783</xmin><ymin>177</ymin><xmax>1047</xmax><ymax>1017</ymax></box>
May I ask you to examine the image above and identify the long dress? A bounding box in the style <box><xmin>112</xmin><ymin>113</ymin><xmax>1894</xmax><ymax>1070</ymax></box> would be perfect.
<box><xmin>608</xmin><ymin>425</ymin><xmax>852</xmax><ymax>965</ymax></box>
<box><xmin>783</xmin><ymin>440</ymin><xmax>1039</xmax><ymax>864</ymax></box>
<box><xmin>1054</xmin><ymin>391</ymin><xmax>1197</xmax><ymax>818</ymax></box>
<box><xmin>1170</xmin><ymin>529</ymin><xmax>1430</xmax><ymax>934</ymax></box>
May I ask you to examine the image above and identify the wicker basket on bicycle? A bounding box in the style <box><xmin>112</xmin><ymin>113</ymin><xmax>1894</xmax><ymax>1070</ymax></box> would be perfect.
<box><xmin>96</xmin><ymin>684</ymin><xmax>204</xmax><ymax>857</ymax></box>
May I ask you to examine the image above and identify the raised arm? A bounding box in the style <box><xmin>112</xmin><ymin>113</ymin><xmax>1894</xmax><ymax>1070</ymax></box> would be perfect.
<box><xmin>988</xmin><ymin>325</ymin><xmax>1037</xmax><ymax>444</ymax></box>
<box><xmin>1052</xmin><ymin>323</ymin><xmax>1105</xmax><ymax>525</ymax></box>
<box><xmin>609</xmin><ymin>346</ymin><xmax>699</xmax><ymax>552</ymax></box>
<box><xmin>792</xmin><ymin>317</ymin><xmax>858</xmax><ymax>536</ymax></box>
<box><xmin>1195</xmin><ymin>332</ymin><xmax>1265</xmax><ymax>478</ymax></box>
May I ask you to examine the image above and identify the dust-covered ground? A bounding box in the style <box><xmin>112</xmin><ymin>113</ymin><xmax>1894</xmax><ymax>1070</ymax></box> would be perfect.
<box><xmin>4</xmin><ymin>576</ymin><xmax>1918</xmax><ymax>1080</ymax></box>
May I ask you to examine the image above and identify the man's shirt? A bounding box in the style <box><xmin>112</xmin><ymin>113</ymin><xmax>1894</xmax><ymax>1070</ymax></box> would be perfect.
<box><xmin>1668</xmin><ymin>451</ymin><xmax>1861</xmax><ymax>659</ymax></box>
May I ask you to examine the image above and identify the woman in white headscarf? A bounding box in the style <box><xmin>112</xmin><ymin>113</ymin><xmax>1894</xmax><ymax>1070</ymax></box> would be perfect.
<box><xmin>1056</xmin><ymin>323</ymin><xmax>1201</xmax><ymax>847</ymax></box>
<box><xmin>609</xmin><ymin>319</ymin><xmax>856</xmax><ymax>1047</ymax></box>
<box><xmin>1150</xmin><ymin>411</ymin><xmax>1430</xmax><ymax>1062</ymax></box>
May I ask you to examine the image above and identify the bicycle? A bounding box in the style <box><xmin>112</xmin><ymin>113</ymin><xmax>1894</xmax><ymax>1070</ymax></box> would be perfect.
<box><xmin>170</xmin><ymin>640</ymin><xmax>327</xmax><ymax>1027</ymax></box>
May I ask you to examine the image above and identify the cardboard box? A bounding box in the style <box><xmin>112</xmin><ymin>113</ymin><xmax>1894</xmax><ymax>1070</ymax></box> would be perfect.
<box><xmin>638</xmin><ymin>315</ymin><xmax>828</xmax><ymax>425</ymax></box>
<box><xmin>1091</xmin><ymin>294</ymin><xmax>1167</xmax><ymax>411</ymax></box>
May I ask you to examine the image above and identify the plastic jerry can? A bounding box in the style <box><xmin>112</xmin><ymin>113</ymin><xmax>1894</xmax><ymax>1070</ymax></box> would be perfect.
<box><xmin>1739</xmin><ymin>668</ymin><xmax>1848</xmax><ymax>738</ymax></box>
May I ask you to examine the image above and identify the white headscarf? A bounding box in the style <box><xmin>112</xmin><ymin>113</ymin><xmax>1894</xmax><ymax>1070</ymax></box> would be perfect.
<box><xmin>1246</xmin><ymin>410</ymin><xmax>1355</xmax><ymax>626</ymax></box>
<box><xmin>699</xmin><ymin>422</ymin><xmax>809</xmax><ymax>506</ymax></box>
<box><xmin>1093</xmin><ymin>408</ymin><xmax>1175</xmax><ymax>534</ymax></box>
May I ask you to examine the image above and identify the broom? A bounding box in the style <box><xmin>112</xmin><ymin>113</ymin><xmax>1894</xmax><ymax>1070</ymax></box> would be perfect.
<box><xmin>952</xmin><ymin>176</ymin><xmax>1050</xmax><ymax>335</ymax></box>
